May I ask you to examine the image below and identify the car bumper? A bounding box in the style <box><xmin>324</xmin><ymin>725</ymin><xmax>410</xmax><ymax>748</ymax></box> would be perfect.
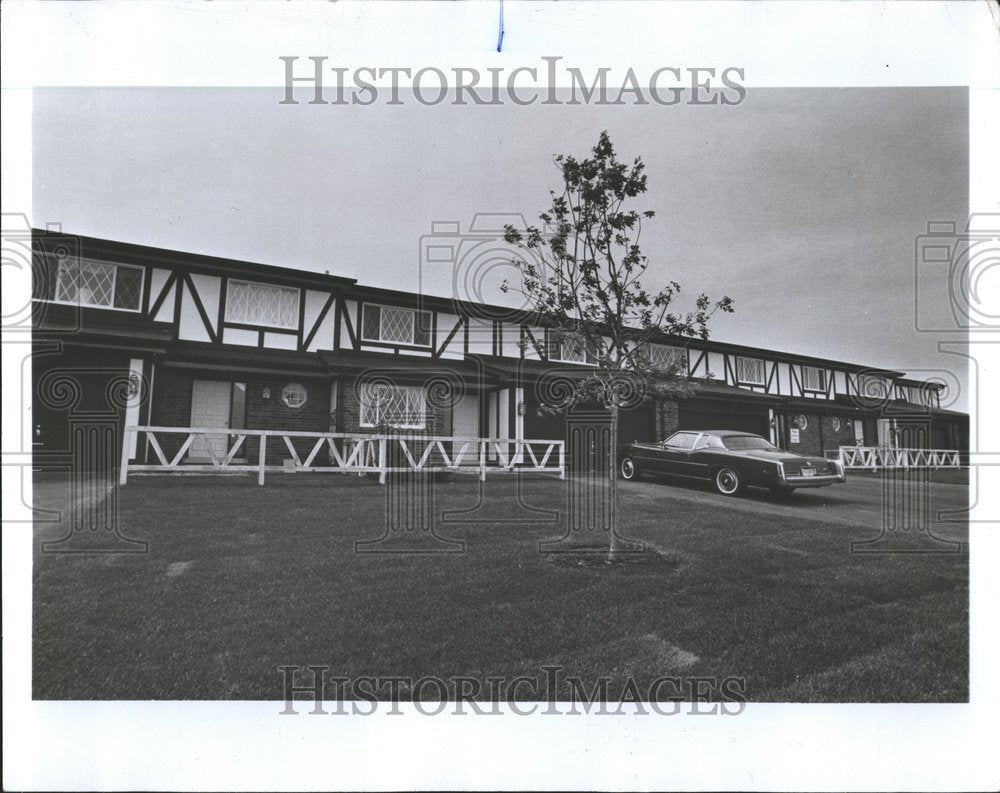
<box><xmin>778</xmin><ymin>472</ymin><xmax>846</xmax><ymax>488</ymax></box>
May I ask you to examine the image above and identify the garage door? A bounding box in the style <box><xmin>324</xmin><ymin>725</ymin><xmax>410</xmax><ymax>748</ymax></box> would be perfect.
<box><xmin>677</xmin><ymin>401</ymin><xmax>769</xmax><ymax>437</ymax></box>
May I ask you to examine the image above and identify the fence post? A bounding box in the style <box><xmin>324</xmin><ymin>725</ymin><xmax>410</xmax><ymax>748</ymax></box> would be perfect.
<box><xmin>479</xmin><ymin>440</ymin><xmax>487</xmax><ymax>481</ymax></box>
<box><xmin>258</xmin><ymin>434</ymin><xmax>267</xmax><ymax>486</ymax></box>
<box><xmin>378</xmin><ymin>436</ymin><xmax>388</xmax><ymax>485</ymax></box>
<box><xmin>119</xmin><ymin>427</ymin><xmax>132</xmax><ymax>486</ymax></box>
<box><xmin>559</xmin><ymin>441</ymin><xmax>565</xmax><ymax>480</ymax></box>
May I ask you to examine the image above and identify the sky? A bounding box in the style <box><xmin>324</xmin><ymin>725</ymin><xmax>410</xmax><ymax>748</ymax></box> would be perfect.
<box><xmin>32</xmin><ymin>86</ymin><xmax>969</xmax><ymax>410</ymax></box>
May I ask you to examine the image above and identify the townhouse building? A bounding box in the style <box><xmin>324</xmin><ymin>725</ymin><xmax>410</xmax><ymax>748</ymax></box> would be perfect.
<box><xmin>30</xmin><ymin>229</ymin><xmax>969</xmax><ymax>472</ymax></box>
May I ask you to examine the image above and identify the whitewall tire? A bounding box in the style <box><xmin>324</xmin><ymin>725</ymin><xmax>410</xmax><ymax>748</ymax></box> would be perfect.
<box><xmin>714</xmin><ymin>467</ymin><xmax>744</xmax><ymax>496</ymax></box>
<box><xmin>620</xmin><ymin>456</ymin><xmax>640</xmax><ymax>481</ymax></box>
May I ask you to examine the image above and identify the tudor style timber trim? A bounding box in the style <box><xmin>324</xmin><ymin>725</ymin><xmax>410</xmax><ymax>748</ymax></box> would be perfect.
<box><xmin>29</xmin><ymin>228</ymin><xmax>948</xmax><ymax>412</ymax></box>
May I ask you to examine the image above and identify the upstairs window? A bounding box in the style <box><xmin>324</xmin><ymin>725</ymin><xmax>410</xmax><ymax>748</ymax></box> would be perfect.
<box><xmin>549</xmin><ymin>333</ymin><xmax>598</xmax><ymax>365</ymax></box>
<box><xmin>226</xmin><ymin>279</ymin><xmax>299</xmax><ymax>329</ymax></box>
<box><xmin>647</xmin><ymin>344</ymin><xmax>686</xmax><ymax>370</ymax></box>
<box><xmin>858</xmin><ymin>374</ymin><xmax>888</xmax><ymax>399</ymax></box>
<box><xmin>736</xmin><ymin>356</ymin><xmax>766</xmax><ymax>386</ymax></box>
<box><xmin>54</xmin><ymin>259</ymin><xmax>144</xmax><ymax>311</ymax></box>
<box><xmin>361</xmin><ymin>304</ymin><xmax>431</xmax><ymax>346</ymax></box>
<box><xmin>359</xmin><ymin>383</ymin><xmax>426</xmax><ymax>429</ymax></box>
<box><xmin>801</xmin><ymin>365</ymin><xmax>826</xmax><ymax>392</ymax></box>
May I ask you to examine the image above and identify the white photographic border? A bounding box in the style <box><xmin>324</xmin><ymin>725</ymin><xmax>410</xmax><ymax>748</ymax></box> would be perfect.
<box><xmin>3</xmin><ymin>2</ymin><xmax>998</xmax><ymax>790</ymax></box>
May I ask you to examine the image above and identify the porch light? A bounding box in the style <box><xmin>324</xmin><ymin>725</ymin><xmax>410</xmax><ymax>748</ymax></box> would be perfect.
<box><xmin>517</xmin><ymin>401</ymin><xmax>526</xmax><ymax>415</ymax></box>
<box><xmin>262</xmin><ymin>386</ymin><xmax>271</xmax><ymax>400</ymax></box>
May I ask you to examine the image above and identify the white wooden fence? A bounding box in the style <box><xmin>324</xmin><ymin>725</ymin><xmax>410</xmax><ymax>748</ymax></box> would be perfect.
<box><xmin>838</xmin><ymin>446</ymin><xmax>961</xmax><ymax>471</ymax></box>
<box><xmin>119</xmin><ymin>426</ymin><xmax>565</xmax><ymax>485</ymax></box>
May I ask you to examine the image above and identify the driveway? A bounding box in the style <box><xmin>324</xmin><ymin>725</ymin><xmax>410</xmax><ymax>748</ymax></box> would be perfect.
<box><xmin>620</xmin><ymin>470</ymin><xmax>969</xmax><ymax>543</ymax></box>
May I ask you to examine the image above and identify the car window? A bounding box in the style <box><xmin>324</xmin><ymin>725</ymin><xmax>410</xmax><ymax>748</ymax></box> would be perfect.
<box><xmin>702</xmin><ymin>434</ymin><xmax>727</xmax><ymax>449</ymax></box>
<box><xmin>722</xmin><ymin>435</ymin><xmax>778</xmax><ymax>451</ymax></box>
<box><xmin>664</xmin><ymin>432</ymin><xmax>698</xmax><ymax>450</ymax></box>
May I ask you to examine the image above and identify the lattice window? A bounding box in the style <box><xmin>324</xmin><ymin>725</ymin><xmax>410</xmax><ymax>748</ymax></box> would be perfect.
<box><xmin>361</xmin><ymin>304</ymin><xmax>431</xmax><ymax>346</ymax></box>
<box><xmin>226</xmin><ymin>280</ymin><xmax>299</xmax><ymax>329</ymax></box>
<box><xmin>359</xmin><ymin>384</ymin><xmax>426</xmax><ymax>429</ymax></box>
<box><xmin>801</xmin><ymin>365</ymin><xmax>826</xmax><ymax>392</ymax></box>
<box><xmin>550</xmin><ymin>333</ymin><xmax>597</xmax><ymax>364</ymax></box>
<box><xmin>858</xmin><ymin>375</ymin><xmax>888</xmax><ymax>399</ymax></box>
<box><xmin>736</xmin><ymin>356</ymin><xmax>765</xmax><ymax>385</ymax></box>
<box><xmin>54</xmin><ymin>259</ymin><xmax>143</xmax><ymax>311</ymax></box>
<box><xmin>648</xmin><ymin>344</ymin><xmax>685</xmax><ymax>369</ymax></box>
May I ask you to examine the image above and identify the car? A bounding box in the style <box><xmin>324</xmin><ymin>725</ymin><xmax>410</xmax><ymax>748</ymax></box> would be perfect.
<box><xmin>618</xmin><ymin>430</ymin><xmax>846</xmax><ymax>496</ymax></box>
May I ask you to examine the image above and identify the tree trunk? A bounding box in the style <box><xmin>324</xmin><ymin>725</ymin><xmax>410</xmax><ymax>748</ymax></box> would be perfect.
<box><xmin>608</xmin><ymin>400</ymin><xmax>621</xmax><ymax>561</ymax></box>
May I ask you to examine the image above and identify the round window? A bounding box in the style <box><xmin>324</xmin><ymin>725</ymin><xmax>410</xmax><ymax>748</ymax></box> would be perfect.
<box><xmin>281</xmin><ymin>382</ymin><xmax>308</xmax><ymax>409</ymax></box>
<box><xmin>831</xmin><ymin>417</ymin><xmax>841</xmax><ymax>432</ymax></box>
<box><xmin>797</xmin><ymin>414</ymin><xmax>809</xmax><ymax>430</ymax></box>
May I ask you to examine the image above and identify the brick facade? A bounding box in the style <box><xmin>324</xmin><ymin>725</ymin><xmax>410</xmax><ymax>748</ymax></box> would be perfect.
<box><xmin>655</xmin><ymin>399</ymin><xmax>680</xmax><ymax>440</ymax></box>
<box><xmin>781</xmin><ymin>410</ymin><xmax>859</xmax><ymax>457</ymax></box>
<box><xmin>149</xmin><ymin>366</ymin><xmax>331</xmax><ymax>464</ymax></box>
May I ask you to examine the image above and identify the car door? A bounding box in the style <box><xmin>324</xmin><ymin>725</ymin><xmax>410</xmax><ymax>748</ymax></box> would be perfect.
<box><xmin>658</xmin><ymin>431</ymin><xmax>701</xmax><ymax>477</ymax></box>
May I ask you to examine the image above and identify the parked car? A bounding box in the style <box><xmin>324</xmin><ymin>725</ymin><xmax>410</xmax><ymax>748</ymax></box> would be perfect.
<box><xmin>618</xmin><ymin>430</ymin><xmax>846</xmax><ymax>496</ymax></box>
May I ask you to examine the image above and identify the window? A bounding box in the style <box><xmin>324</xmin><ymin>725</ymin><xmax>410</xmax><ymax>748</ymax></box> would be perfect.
<box><xmin>858</xmin><ymin>374</ymin><xmax>888</xmax><ymax>399</ymax></box>
<box><xmin>359</xmin><ymin>384</ymin><xmax>426</xmax><ymax>429</ymax></box>
<box><xmin>550</xmin><ymin>333</ymin><xmax>597</xmax><ymax>364</ymax></box>
<box><xmin>361</xmin><ymin>304</ymin><xmax>431</xmax><ymax>346</ymax></box>
<box><xmin>281</xmin><ymin>382</ymin><xmax>308</xmax><ymax>409</ymax></box>
<box><xmin>54</xmin><ymin>259</ymin><xmax>144</xmax><ymax>311</ymax></box>
<box><xmin>801</xmin><ymin>365</ymin><xmax>826</xmax><ymax>392</ymax></box>
<box><xmin>736</xmin><ymin>356</ymin><xmax>766</xmax><ymax>386</ymax></box>
<box><xmin>796</xmin><ymin>414</ymin><xmax>809</xmax><ymax>430</ymax></box>
<box><xmin>647</xmin><ymin>344</ymin><xmax>686</xmax><ymax>369</ymax></box>
<box><xmin>695</xmin><ymin>433</ymin><xmax>726</xmax><ymax>450</ymax></box>
<box><xmin>722</xmin><ymin>435</ymin><xmax>779</xmax><ymax>452</ymax></box>
<box><xmin>226</xmin><ymin>280</ymin><xmax>299</xmax><ymax>329</ymax></box>
<box><xmin>663</xmin><ymin>432</ymin><xmax>699</xmax><ymax>450</ymax></box>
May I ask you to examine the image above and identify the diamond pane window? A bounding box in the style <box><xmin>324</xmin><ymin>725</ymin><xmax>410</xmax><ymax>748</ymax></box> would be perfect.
<box><xmin>380</xmin><ymin>307</ymin><xmax>412</xmax><ymax>343</ymax></box>
<box><xmin>113</xmin><ymin>266</ymin><xmax>143</xmax><ymax>309</ymax></box>
<box><xmin>736</xmin><ymin>356</ymin><xmax>766</xmax><ymax>385</ymax></box>
<box><xmin>226</xmin><ymin>280</ymin><xmax>299</xmax><ymax>329</ymax></box>
<box><xmin>550</xmin><ymin>334</ymin><xmax>597</xmax><ymax>364</ymax></box>
<box><xmin>801</xmin><ymin>365</ymin><xmax>826</xmax><ymax>392</ymax></box>
<box><xmin>859</xmin><ymin>375</ymin><xmax>888</xmax><ymax>399</ymax></box>
<box><xmin>648</xmin><ymin>344</ymin><xmax>685</xmax><ymax>369</ymax></box>
<box><xmin>361</xmin><ymin>304</ymin><xmax>432</xmax><ymax>346</ymax></box>
<box><xmin>359</xmin><ymin>384</ymin><xmax>426</xmax><ymax>429</ymax></box>
<box><xmin>54</xmin><ymin>259</ymin><xmax>143</xmax><ymax>311</ymax></box>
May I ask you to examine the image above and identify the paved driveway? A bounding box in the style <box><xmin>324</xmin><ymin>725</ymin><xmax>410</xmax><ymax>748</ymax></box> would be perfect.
<box><xmin>620</xmin><ymin>471</ymin><xmax>969</xmax><ymax>543</ymax></box>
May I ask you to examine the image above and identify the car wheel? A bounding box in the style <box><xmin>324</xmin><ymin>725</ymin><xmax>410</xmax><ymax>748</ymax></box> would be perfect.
<box><xmin>714</xmin><ymin>467</ymin><xmax>745</xmax><ymax>496</ymax></box>
<box><xmin>619</xmin><ymin>455</ymin><xmax>641</xmax><ymax>481</ymax></box>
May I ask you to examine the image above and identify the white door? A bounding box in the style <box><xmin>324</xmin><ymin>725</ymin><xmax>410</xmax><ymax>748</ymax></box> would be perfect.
<box><xmin>189</xmin><ymin>380</ymin><xmax>231</xmax><ymax>461</ymax></box>
<box><xmin>452</xmin><ymin>394</ymin><xmax>480</xmax><ymax>465</ymax></box>
<box><xmin>853</xmin><ymin>418</ymin><xmax>865</xmax><ymax>446</ymax></box>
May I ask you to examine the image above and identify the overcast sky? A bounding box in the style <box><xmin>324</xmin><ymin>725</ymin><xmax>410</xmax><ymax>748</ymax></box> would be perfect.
<box><xmin>33</xmin><ymin>87</ymin><xmax>969</xmax><ymax>409</ymax></box>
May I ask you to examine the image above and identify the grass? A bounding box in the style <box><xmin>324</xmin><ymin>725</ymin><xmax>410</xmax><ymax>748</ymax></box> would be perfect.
<box><xmin>33</xmin><ymin>473</ymin><xmax>968</xmax><ymax>702</ymax></box>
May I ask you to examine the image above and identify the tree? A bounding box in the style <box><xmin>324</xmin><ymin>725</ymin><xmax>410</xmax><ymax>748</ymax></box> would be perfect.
<box><xmin>502</xmin><ymin>131</ymin><xmax>734</xmax><ymax>559</ymax></box>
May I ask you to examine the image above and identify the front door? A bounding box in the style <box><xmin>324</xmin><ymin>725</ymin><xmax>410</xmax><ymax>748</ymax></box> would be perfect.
<box><xmin>451</xmin><ymin>394</ymin><xmax>480</xmax><ymax>465</ymax></box>
<box><xmin>189</xmin><ymin>380</ymin><xmax>231</xmax><ymax>461</ymax></box>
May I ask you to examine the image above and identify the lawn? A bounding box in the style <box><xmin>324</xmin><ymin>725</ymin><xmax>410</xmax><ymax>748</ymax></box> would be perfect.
<box><xmin>32</xmin><ymin>473</ymin><xmax>968</xmax><ymax>702</ymax></box>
